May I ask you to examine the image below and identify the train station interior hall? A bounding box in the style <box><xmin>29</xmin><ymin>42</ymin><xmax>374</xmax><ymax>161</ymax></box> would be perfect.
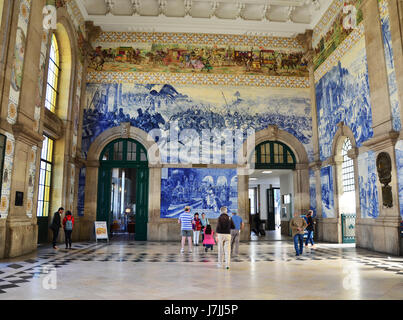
<box><xmin>0</xmin><ymin>0</ymin><xmax>402</xmax><ymax>300</ymax></box>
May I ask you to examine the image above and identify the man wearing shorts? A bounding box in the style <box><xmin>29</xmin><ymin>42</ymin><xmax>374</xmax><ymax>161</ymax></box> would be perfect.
<box><xmin>178</xmin><ymin>206</ymin><xmax>193</xmax><ymax>253</ymax></box>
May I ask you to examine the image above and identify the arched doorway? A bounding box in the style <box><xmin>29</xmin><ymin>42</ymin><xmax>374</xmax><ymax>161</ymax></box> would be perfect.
<box><xmin>250</xmin><ymin>140</ymin><xmax>297</xmax><ymax>236</ymax></box>
<box><xmin>97</xmin><ymin>138</ymin><xmax>149</xmax><ymax>241</ymax></box>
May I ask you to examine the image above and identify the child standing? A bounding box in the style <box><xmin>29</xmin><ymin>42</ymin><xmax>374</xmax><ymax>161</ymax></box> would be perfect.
<box><xmin>203</xmin><ymin>225</ymin><xmax>215</xmax><ymax>252</ymax></box>
<box><xmin>192</xmin><ymin>213</ymin><xmax>202</xmax><ymax>246</ymax></box>
<box><xmin>62</xmin><ymin>210</ymin><xmax>74</xmax><ymax>249</ymax></box>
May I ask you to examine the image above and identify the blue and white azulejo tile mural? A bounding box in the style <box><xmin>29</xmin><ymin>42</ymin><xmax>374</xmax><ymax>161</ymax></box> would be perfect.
<box><xmin>395</xmin><ymin>140</ymin><xmax>403</xmax><ymax>219</ymax></box>
<box><xmin>320</xmin><ymin>166</ymin><xmax>334</xmax><ymax>218</ymax></box>
<box><xmin>83</xmin><ymin>84</ymin><xmax>313</xmax><ymax>163</ymax></box>
<box><xmin>309</xmin><ymin>169</ymin><xmax>317</xmax><ymax>217</ymax></box>
<box><xmin>316</xmin><ymin>37</ymin><xmax>373</xmax><ymax>161</ymax></box>
<box><xmin>160</xmin><ymin>168</ymin><xmax>237</xmax><ymax>219</ymax></box>
<box><xmin>379</xmin><ymin>0</ymin><xmax>402</xmax><ymax>132</ymax></box>
<box><xmin>358</xmin><ymin>150</ymin><xmax>380</xmax><ymax>219</ymax></box>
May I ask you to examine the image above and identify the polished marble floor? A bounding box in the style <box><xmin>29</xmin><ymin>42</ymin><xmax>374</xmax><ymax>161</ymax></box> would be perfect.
<box><xmin>0</xmin><ymin>231</ymin><xmax>402</xmax><ymax>300</ymax></box>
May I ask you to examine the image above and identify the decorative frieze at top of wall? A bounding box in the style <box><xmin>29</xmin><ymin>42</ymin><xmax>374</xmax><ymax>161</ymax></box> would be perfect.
<box><xmin>59</xmin><ymin>0</ymin><xmax>86</xmax><ymax>37</ymax></box>
<box><xmin>312</xmin><ymin>0</ymin><xmax>343</xmax><ymax>47</ymax></box>
<box><xmin>314</xmin><ymin>22</ymin><xmax>364</xmax><ymax>83</ymax></box>
<box><xmin>86</xmin><ymin>71</ymin><xmax>310</xmax><ymax>89</ymax></box>
<box><xmin>93</xmin><ymin>31</ymin><xmax>305</xmax><ymax>52</ymax></box>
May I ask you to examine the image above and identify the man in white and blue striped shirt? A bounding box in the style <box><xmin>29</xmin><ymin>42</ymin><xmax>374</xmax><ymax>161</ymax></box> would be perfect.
<box><xmin>178</xmin><ymin>206</ymin><xmax>193</xmax><ymax>253</ymax></box>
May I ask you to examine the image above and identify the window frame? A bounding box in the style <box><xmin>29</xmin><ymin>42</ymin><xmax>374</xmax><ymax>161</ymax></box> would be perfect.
<box><xmin>44</xmin><ymin>33</ymin><xmax>60</xmax><ymax>113</ymax></box>
<box><xmin>341</xmin><ymin>138</ymin><xmax>355</xmax><ymax>193</ymax></box>
<box><xmin>37</xmin><ymin>135</ymin><xmax>54</xmax><ymax>217</ymax></box>
<box><xmin>254</xmin><ymin>141</ymin><xmax>296</xmax><ymax>169</ymax></box>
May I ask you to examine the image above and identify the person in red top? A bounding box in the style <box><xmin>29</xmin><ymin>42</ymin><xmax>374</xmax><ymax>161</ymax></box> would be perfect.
<box><xmin>192</xmin><ymin>213</ymin><xmax>202</xmax><ymax>246</ymax></box>
<box><xmin>62</xmin><ymin>210</ymin><xmax>74</xmax><ymax>250</ymax></box>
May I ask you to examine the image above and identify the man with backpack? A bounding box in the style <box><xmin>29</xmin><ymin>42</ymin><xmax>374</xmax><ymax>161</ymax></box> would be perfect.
<box><xmin>62</xmin><ymin>210</ymin><xmax>74</xmax><ymax>249</ymax></box>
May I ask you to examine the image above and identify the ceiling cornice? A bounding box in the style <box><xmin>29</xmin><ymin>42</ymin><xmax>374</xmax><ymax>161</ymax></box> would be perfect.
<box><xmin>74</xmin><ymin>0</ymin><xmax>334</xmax><ymax>38</ymax></box>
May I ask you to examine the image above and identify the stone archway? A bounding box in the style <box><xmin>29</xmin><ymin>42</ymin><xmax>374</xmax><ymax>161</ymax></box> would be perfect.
<box><xmin>328</xmin><ymin>122</ymin><xmax>360</xmax><ymax>244</ymax></box>
<box><xmin>236</xmin><ymin>125</ymin><xmax>310</xmax><ymax>240</ymax></box>
<box><xmin>79</xmin><ymin>123</ymin><xmax>160</xmax><ymax>240</ymax></box>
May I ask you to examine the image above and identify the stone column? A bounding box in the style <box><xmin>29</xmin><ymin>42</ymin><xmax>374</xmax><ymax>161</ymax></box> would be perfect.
<box><xmin>293</xmin><ymin>164</ymin><xmax>310</xmax><ymax>215</ymax></box>
<box><xmin>348</xmin><ymin>147</ymin><xmax>362</xmax><ymax>244</ymax></box>
<box><xmin>301</xmin><ymin>30</ymin><xmax>325</xmax><ymax>242</ymax></box>
<box><xmin>310</xmin><ymin>161</ymin><xmax>322</xmax><ymax>241</ymax></box>
<box><xmin>80</xmin><ymin>160</ymin><xmax>99</xmax><ymax>241</ymax></box>
<box><xmin>330</xmin><ymin>155</ymin><xmax>343</xmax><ymax>243</ymax></box>
<box><xmin>387</xmin><ymin>0</ymin><xmax>403</xmax><ymax>131</ymax></box>
<box><xmin>4</xmin><ymin>0</ymin><xmax>46</xmax><ymax>258</ymax></box>
<box><xmin>360</xmin><ymin>0</ymin><xmax>401</xmax><ymax>255</ymax></box>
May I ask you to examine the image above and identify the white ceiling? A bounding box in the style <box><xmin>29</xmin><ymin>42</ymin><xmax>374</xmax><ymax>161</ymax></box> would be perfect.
<box><xmin>76</xmin><ymin>0</ymin><xmax>333</xmax><ymax>37</ymax></box>
<box><xmin>248</xmin><ymin>169</ymin><xmax>292</xmax><ymax>186</ymax></box>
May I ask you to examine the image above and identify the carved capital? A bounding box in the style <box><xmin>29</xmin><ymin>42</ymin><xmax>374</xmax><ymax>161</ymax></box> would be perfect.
<box><xmin>347</xmin><ymin>147</ymin><xmax>359</xmax><ymax>160</ymax></box>
<box><xmin>12</xmin><ymin>124</ymin><xmax>44</xmax><ymax>146</ymax></box>
<box><xmin>309</xmin><ymin>160</ymin><xmax>322</xmax><ymax>171</ymax></box>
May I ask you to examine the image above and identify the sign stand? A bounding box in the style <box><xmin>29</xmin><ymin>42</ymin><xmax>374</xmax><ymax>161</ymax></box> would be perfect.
<box><xmin>94</xmin><ymin>221</ymin><xmax>109</xmax><ymax>243</ymax></box>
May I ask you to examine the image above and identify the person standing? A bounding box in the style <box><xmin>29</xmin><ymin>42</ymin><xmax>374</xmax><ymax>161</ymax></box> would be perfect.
<box><xmin>215</xmin><ymin>206</ymin><xmax>235</xmax><ymax>269</ymax></box>
<box><xmin>178</xmin><ymin>206</ymin><xmax>193</xmax><ymax>253</ymax></box>
<box><xmin>305</xmin><ymin>210</ymin><xmax>315</xmax><ymax>248</ymax></box>
<box><xmin>290</xmin><ymin>212</ymin><xmax>308</xmax><ymax>256</ymax></box>
<box><xmin>62</xmin><ymin>210</ymin><xmax>74</xmax><ymax>249</ymax></box>
<box><xmin>200</xmin><ymin>212</ymin><xmax>209</xmax><ymax>245</ymax></box>
<box><xmin>202</xmin><ymin>225</ymin><xmax>215</xmax><ymax>252</ymax></box>
<box><xmin>50</xmin><ymin>207</ymin><xmax>64</xmax><ymax>249</ymax></box>
<box><xmin>192</xmin><ymin>213</ymin><xmax>202</xmax><ymax>246</ymax></box>
<box><xmin>230</xmin><ymin>211</ymin><xmax>244</xmax><ymax>258</ymax></box>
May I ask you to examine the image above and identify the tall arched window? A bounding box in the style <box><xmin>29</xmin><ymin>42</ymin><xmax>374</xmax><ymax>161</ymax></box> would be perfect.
<box><xmin>338</xmin><ymin>137</ymin><xmax>356</xmax><ymax>216</ymax></box>
<box><xmin>341</xmin><ymin>138</ymin><xmax>354</xmax><ymax>192</ymax></box>
<box><xmin>37</xmin><ymin>34</ymin><xmax>59</xmax><ymax>217</ymax></box>
<box><xmin>45</xmin><ymin>34</ymin><xmax>60</xmax><ymax>113</ymax></box>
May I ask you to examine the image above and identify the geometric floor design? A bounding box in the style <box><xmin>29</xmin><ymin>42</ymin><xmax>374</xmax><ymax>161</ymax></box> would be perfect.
<box><xmin>0</xmin><ymin>235</ymin><xmax>402</xmax><ymax>299</ymax></box>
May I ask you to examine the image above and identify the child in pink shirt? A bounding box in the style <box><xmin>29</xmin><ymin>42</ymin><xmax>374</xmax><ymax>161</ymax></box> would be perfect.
<box><xmin>203</xmin><ymin>225</ymin><xmax>215</xmax><ymax>252</ymax></box>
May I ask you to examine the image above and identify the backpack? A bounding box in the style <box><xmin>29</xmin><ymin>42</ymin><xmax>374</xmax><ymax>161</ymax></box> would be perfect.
<box><xmin>65</xmin><ymin>219</ymin><xmax>73</xmax><ymax>231</ymax></box>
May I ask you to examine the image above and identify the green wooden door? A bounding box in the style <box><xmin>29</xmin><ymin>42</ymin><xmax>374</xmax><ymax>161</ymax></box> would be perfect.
<box><xmin>97</xmin><ymin>166</ymin><xmax>112</xmax><ymax>234</ymax></box>
<box><xmin>96</xmin><ymin>139</ymin><xmax>149</xmax><ymax>240</ymax></box>
<box><xmin>135</xmin><ymin>167</ymin><xmax>148</xmax><ymax>241</ymax></box>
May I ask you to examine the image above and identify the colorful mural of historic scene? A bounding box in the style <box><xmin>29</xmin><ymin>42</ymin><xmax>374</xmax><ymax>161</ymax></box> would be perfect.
<box><xmin>320</xmin><ymin>166</ymin><xmax>335</xmax><ymax>218</ymax></box>
<box><xmin>316</xmin><ymin>36</ymin><xmax>373</xmax><ymax>161</ymax></box>
<box><xmin>309</xmin><ymin>169</ymin><xmax>317</xmax><ymax>217</ymax></box>
<box><xmin>313</xmin><ymin>0</ymin><xmax>363</xmax><ymax>69</ymax></box>
<box><xmin>87</xmin><ymin>43</ymin><xmax>308</xmax><ymax>77</ymax></box>
<box><xmin>395</xmin><ymin>141</ymin><xmax>403</xmax><ymax>219</ymax></box>
<box><xmin>358</xmin><ymin>151</ymin><xmax>380</xmax><ymax>219</ymax></box>
<box><xmin>82</xmin><ymin>84</ymin><xmax>313</xmax><ymax>163</ymax></box>
<box><xmin>161</xmin><ymin>168</ymin><xmax>237</xmax><ymax>219</ymax></box>
<box><xmin>378</xmin><ymin>0</ymin><xmax>402</xmax><ymax>132</ymax></box>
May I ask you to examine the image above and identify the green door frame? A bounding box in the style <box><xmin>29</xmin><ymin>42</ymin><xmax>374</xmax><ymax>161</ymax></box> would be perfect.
<box><xmin>96</xmin><ymin>138</ymin><xmax>149</xmax><ymax>241</ymax></box>
<box><xmin>254</xmin><ymin>140</ymin><xmax>296</xmax><ymax>170</ymax></box>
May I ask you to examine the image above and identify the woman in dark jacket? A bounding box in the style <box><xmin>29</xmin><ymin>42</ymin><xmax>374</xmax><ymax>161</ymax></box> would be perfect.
<box><xmin>50</xmin><ymin>207</ymin><xmax>64</xmax><ymax>249</ymax></box>
<box><xmin>305</xmin><ymin>210</ymin><xmax>315</xmax><ymax>248</ymax></box>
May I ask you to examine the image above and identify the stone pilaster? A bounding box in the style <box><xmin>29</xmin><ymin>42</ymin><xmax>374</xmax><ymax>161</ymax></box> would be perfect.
<box><xmin>4</xmin><ymin>0</ymin><xmax>46</xmax><ymax>258</ymax></box>
<box><xmin>238</xmin><ymin>171</ymin><xmax>250</xmax><ymax>241</ymax></box>
<box><xmin>357</xmin><ymin>0</ymin><xmax>401</xmax><ymax>255</ymax></box>
<box><xmin>387</xmin><ymin>0</ymin><xmax>403</xmax><ymax>133</ymax></box>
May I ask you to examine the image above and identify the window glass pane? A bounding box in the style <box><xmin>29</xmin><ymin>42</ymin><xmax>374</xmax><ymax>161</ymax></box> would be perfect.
<box><xmin>287</xmin><ymin>151</ymin><xmax>293</xmax><ymax>163</ymax></box>
<box><xmin>45</xmin><ymin>34</ymin><xmax>60</xmax><ymax>113</ymax></box>
<box><xmin>140</xmin><ymin>149</ymin><xmax>146</xmax><ymax>161</ymax></box>
<box><xmin>37</xmin><ymin>135</ymin><xmax>54</xmax><ymax>217</ymax></box>
<box><xmin>341</xmin><ymin>138</ymin><xmax>355</xmax><ymax>192</ymax></box>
